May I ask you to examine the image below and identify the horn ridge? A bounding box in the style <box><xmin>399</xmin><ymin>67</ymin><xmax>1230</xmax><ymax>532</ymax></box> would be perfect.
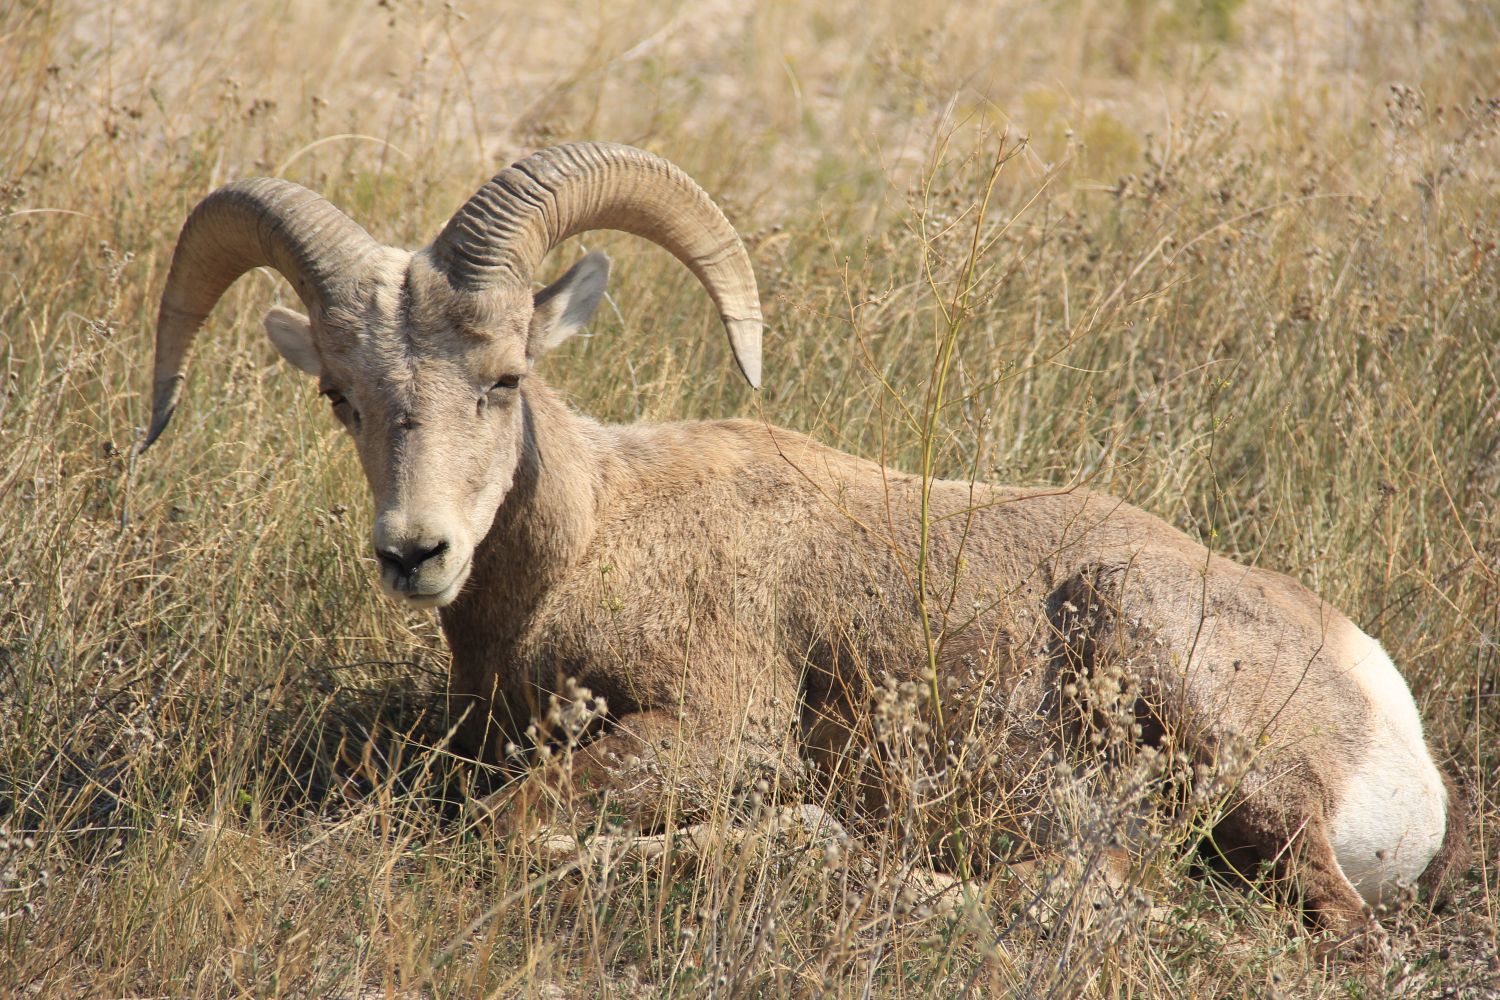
<box><xmin>431</xmin><ymin>142</ymin><xmax>763</xmax><ymax>388</ymax></box>
<box><xmin>144</xmin><ymin>177</ymin><xmax>380</xmax><ymax>448</ymax></box>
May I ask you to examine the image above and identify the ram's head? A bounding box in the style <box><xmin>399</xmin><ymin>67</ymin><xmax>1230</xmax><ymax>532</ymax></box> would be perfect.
<box><xmin>145</xmin><ymin>143</ymin><xmax>761</xmax><ymax>607</ymax></box>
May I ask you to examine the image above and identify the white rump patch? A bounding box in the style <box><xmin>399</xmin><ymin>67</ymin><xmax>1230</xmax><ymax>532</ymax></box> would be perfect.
<box><xmin>1326</xmin><ymin>625</ymin><xmax>1447</xmax><ymax>905</ymax></box>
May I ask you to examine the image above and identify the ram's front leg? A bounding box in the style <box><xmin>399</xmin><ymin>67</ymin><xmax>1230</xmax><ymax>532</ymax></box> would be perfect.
<box><xmin>471</xmin><ymin>708</ymin><xmax>741</xmax><ymax>839</ymax></box>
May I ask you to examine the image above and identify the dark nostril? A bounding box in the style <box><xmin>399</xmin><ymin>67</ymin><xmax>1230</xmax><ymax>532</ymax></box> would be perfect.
<box><xmin>377</xmin><ymin>540</ymin><xmax>450</xmax><ymax>577</ymax></box>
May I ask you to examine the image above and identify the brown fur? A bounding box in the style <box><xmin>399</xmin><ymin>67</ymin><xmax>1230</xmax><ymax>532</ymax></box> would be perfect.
<box><xmin>430</xmin><ymin>380</ymin><xmax>1460</xmax><ymax>939</ymax></box>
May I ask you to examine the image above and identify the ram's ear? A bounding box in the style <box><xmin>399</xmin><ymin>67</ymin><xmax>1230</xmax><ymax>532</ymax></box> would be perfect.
<box><xmin>529</xmin><ymin>252</ymin><xmax>609</xmax><ymax>354</ymax></box>
<box><xmin>263</xmin><ymin>306</ymin><xmax>320</xmax><ymax>375</ymax></box>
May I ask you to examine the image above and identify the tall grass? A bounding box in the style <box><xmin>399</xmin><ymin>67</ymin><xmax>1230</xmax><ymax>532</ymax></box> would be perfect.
<box><xmin>2</xmin><ymin>0</ymin><xmax>1497</xmax><ymax>995</ymax></box>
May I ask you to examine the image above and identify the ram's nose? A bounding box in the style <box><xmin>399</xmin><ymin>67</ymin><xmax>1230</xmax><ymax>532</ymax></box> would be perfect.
<box><xmin>376</xmin><ymin>539</ymin><xmax>450</xmax><ymax>583</ymax></box>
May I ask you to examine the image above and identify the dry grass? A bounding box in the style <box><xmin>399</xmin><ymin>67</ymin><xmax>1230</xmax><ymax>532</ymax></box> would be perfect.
<box><xmin>2</xmin><ymin>0</ymin><xmax>1498</xmax><ymax>995</ymax></box>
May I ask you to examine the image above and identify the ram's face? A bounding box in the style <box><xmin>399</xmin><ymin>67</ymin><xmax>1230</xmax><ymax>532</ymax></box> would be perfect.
<box><xmin>263</xmin><ymin>250</ymin><xmax>608</xmax><ymax>608</ymax></box>
<box><xmin>144</xmin><ymin>147</ymin><xmax>760</xmax><ymax>609</ymax></box>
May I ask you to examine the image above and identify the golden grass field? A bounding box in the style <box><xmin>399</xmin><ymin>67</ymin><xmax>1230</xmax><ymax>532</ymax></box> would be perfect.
<box><xmin>2</xmin><ymin>0</ymin><xmax>1498</xmax><ymax>995</ymax></box>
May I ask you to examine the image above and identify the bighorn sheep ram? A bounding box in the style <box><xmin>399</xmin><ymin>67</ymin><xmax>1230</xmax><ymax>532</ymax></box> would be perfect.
<box><xmin>145</xmin><ymin>141</ymin><xmax>1465</xmax><ymax>943</ymax></box>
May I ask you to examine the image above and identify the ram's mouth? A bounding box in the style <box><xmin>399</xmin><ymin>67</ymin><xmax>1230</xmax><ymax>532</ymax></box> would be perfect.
<box><xmin>382</xmin><ymin>555</ymin><xmax>473</xmax><ymax>610</ymax></box>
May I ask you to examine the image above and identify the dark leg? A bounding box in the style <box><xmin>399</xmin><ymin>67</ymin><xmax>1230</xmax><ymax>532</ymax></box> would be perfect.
<box><xmin>1209</xmin><ymin>791</ymin><xmax>1384</xmax><ymax>954</ymax></box>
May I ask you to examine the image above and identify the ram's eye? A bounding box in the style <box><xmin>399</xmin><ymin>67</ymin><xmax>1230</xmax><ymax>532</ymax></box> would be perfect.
<box><xmin>477</xmin><ymin>375</ymin><xmax>522</xmax><ymax>416</ymax></box>
<box><xmin>320</xmin><ymin>388</ymin><xmax>360</xmax><ymax>426</ymax></box>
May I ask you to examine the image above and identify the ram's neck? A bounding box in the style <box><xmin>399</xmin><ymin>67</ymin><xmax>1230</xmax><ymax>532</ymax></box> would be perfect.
<box><xmin>441</xmin><ymin>379</ymin><xmax>603</xmax><ymax>638</ymax></box>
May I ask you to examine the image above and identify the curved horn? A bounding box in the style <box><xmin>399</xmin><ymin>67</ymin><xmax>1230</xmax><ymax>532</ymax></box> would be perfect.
<box><xmin>143</xmin><ymin>178</ymin><xmax>380</xmax><ymax>449</ymax></box>
<box><xmin>430</xmin><ymin>142</ymin><xmax>763</xmax><ymax>388</ymax></box>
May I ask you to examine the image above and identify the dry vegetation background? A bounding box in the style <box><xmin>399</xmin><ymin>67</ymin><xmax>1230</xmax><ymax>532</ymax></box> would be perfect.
<box><xmin>2</xmin><ymin>0</ymin><xmax>1498</xmax><ymax>996</ymax></box>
